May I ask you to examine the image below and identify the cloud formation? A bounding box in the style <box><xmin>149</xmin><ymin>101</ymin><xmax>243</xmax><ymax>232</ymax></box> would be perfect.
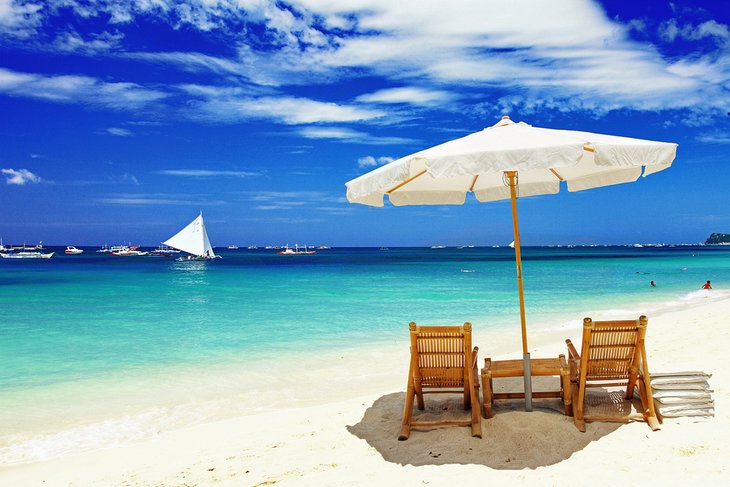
<box><xmin>0</xmin><ymin>0</ymin><xmax>728</xmax><ymax>128</ymax></box>
<box><xmin>0</xmin><ymin>67</ymin><xmax>167</xmax><ymax>110</ymax></box>
<box><xmin>157</xmin><ymin>169</ymin><xmax>262</xmax><ymax>178</ymax></box>
<box><xmin>298</xmin><ymin>127</ymin><xmax>418</xmax><ymax>145</ymax></box>
<box><xmin>105</xmin><ymin>127</ymin><xmax>133</xmax><ymax>136</ymax></box>
<box><xmin>357</xmin><ymin>155</ymin><xmax>394</xmax><ymax>168</ymax></box>
<box><xmin>1</xmin><ymin>168</ymin><xmax>42</xmax><ymax>185</ymax></box>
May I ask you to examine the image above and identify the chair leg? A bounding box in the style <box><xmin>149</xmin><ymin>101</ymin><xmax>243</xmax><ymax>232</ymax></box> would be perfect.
<box><xmin>414</xmin><ymin>381</ymin><xmax>425</xmax><ymax>410</ymax></box>
<box><xmin>470</xmin><ymin>391</ymin><xmax>482</xmax><ymax>438</ymax></box>
<box><xmin>572</xmin><ymin>382</ymin><xmax>585</xmax><ymax>432</ymax></box>
<box><xmin>464</xmin><ymin>382</ymin><xmax>471</xmax><ymax>410</ymax></box>
<box><xmin>637</xmin><ymin>379</ymin><xmax>661</xmax><ymax>431</ymax></box>
<box><xmin>626</xmin><ymin>365</ymin><xmax>639</xmax><ymax>400</ymax></box>
<box><xmin>399</xmin><ymin>377</ymin><xmax>416</xmax><ymax>440</ymax></box>
<box><xmin>481</xmin><ymin>369</ymin><xmax>493</xmax><ymax>418</ymax></box>
<box><xmin>560</xmin><ymin>366</ymin><xmax>572</xmax><ymax>416</ymax></box>
<box><xmin>468</xmin><ymin>366</ymin><xmax>482</xmax><ymax>438</ymax></box>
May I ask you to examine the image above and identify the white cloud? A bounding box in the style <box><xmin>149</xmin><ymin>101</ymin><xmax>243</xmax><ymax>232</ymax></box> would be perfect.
<box><xmin>96</xmin><ymin>197</ymin><xmax>194</xmax><ymax>205</ymax></box>
<box><xmin>356</xmin><ymin>87</ymin><xmax>454</xmax><ymax>106</ymax></box>
<box><xmin>696</xmin><ymin>133</ymin><xmax>730</xmax><ymax>144</ymax></box>
<box><xmin>53</xmin><ymin>30</ymin><xmax>123</xmax><ymax>53</ymax></box>
<box><xmin>232</xmin><ymin>1</ymin><xmax>728</xmax><ymax>116</ymax></box>
<box><xmin>239</xmin><ymin>96</ymin><xmax>385</xmax><ymax>124</ymax></box>
<box><xmin>95</xmin><ymin>195</ymin><xmax>226</xmax><ymax>206</ymax></box>
<box><xmin>1</xmin><ymin>0</ymin><xmax>727</xmax><ymax>126</ymax></box>
<box><xmin>122</xmin><ymin>173</ymin><xmax>139</xmax><ymax>185</ymax></box>
<box><xmin>0</xmin><ymin>67</ymin><xmax>167</xmax><ymax>111</ymax></box>
<box><xmin>105</xmin><ymin>127</ymin><xmax>133</xmax><ymax>136</ymax></box>
<box><xmin>1</xmin><ymin>168</ymin><xmax>42</xmax><ymax>185</ymax></box>
<box><xmin>298</xmin><ymin>126</ymin><xmax>418</xmax><ymax>145</ymax></box>
<box><xmin>126</xmin><ymin>52</ymin><xmax>251</xmax><ymax>79</ymax></box>
<box><xmin>0</xmin><ymin>0</ymin><xmax>42</xmax><ymax>38</ymax></box>
<box><xmin>660</xmin><ymin>19</ymin><xmax>730</xmax><ymax>44</ymax></box>
<box><xmin>188</xmin><ymin>94</ymin><xmax>386</xmax><ymax>124</ymax></box>
<box><xmin>157</xmin><ymin>169</ymin><xmax>262</xmax><ymax>178</ymax></box>
<box><xmin>247</xmin><ymin>190</ymin><xmax>345</xmax><ymax>206</ymax></box>
<box><xmin>357</xmin><ymin>155</ymin><xmax>393</xmax><ymax>168</ymax></box>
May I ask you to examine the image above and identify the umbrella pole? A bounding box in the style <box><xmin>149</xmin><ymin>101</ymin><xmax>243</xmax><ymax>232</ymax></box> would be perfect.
<box><xmin>506</xmin><ymin>171</ymin><xmax>532</xmax><ymax>411</ymax></box>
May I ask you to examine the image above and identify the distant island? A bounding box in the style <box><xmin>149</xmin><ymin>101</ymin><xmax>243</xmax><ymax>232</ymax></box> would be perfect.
<box><xmin>705</xmin><ymin>233</ymin><xmax>730</xmax><ymax>245</ymax></box>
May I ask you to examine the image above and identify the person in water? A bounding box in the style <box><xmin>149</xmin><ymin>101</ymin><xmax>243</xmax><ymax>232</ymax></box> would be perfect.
<box><xmin>650</xmin><ymin>281</ymin><xmax>656</xmax><ymax>287</ymax></box>
<box><xmin>702</xmin><ymin>280</ymin><xmax>712</xmax><ymax>290</ymax></box>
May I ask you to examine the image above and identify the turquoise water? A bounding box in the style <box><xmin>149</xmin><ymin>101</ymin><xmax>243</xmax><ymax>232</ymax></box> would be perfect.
<box><xmin>1</xmin><ymin>245</ymin><xmax>729</xmax><ymax>463</ymax></box>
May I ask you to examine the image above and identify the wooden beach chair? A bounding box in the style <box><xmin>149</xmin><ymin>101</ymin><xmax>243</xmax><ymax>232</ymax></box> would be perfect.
<box><xmin>566</xmin><ymin>315</ymin><xmax>660</xmax><ymax>432</ymax></box>
<box><xmin>398</xmin><ymin>322</ymin><xmax>482</xmax><ymax>440</ymax></box>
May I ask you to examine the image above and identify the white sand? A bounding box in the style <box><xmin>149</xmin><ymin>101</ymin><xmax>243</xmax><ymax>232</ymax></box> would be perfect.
<box><xmin>2</xmin><ymin>296</ymin><xmax>728</xmax><ymax>486</ymax></box>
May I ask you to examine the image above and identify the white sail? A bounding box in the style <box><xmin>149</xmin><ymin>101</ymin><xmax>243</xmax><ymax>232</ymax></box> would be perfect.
<box><xmin>164</xmin><ymin>212</ymin><xmax>216</xmax><ymax>258</ymax></box>
<box><xmin>508</xmin><ymin>241</ymin><xmax>515</xmax><ymax>248</ymax></box>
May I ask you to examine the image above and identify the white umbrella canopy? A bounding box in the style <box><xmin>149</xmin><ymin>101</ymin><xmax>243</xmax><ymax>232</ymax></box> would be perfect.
<box><xmin>345</xmin><ymin>116</ymin><xmax>678</xmax><ymax>411</ymax></box>
<box><xmin>346</xmin><ymin>117</ymin><xmax>677</xmax><ymax>207</ymax></box>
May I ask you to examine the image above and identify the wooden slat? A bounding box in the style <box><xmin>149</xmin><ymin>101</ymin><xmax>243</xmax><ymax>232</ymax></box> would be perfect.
<box><xmin>492</xmin><ymin>391</ymin><xmax>563</xmax><ymax>399</ymax></box>
<box><xmin>486</xmin><ymin>357</ymin><xmax>564</xmax><ymax>377</ymax></box>
<box><xmin>411</xmin><ymin>419</ymin><xmax>474</xmax><ymax>427</ymax></box>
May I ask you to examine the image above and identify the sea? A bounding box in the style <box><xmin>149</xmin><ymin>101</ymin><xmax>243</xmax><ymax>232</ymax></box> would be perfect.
<box><xmin>1</xmin><ymin>245</ymin><xmax>729</xmax><ymax>465</ymax></box>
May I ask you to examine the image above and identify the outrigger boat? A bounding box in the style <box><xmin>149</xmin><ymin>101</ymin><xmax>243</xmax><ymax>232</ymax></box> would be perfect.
<box><xmin>110</xmin><ymin>245</ymin><xmax>148</xmax><ymax>256</ymax></box>
<box><xmin>150</xmin><ymin>244</ymin><xmax>180</xmax><ymax>256</ymax></box>
<box><xmin>1</xmin><ymin>250</ymin><xmax>54</xmax><ymax>259</ymax></box>
<box><xmin>277</xmin><ymin>244</ymin><xmax>316</xmax><ymax>255</ymax></box>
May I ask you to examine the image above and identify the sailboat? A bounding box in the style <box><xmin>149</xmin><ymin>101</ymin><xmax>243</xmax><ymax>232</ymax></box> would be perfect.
<box><xmin>164</xmin><ymin>212</ymin><xmax>219</xmax><ymax>261</ymax></box>
<box><xmin>508</xmin><ymin>241</ymin><xmax>515</xmax><ymax>248</ymax></box>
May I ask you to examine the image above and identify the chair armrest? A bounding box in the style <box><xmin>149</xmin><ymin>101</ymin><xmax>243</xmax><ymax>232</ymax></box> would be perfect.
<box><xmin>565</xmin><ymin>339</ymin><xmax>580</xmax><ymax>380</ymax></box>
<box><xmin>471</xmin><ymin>346</ymin><xmax>479</xmax><ymax>369</ymax></box>
<box><xmin>566</xmin><ymin>339</ymin><xmax>580</xmax><ymax>362</ymax></box>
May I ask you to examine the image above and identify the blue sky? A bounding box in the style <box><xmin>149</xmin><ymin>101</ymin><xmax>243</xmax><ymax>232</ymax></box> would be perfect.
<box><xmin>0</xmin><ymin>0</ymin><xmax>728</xmax><ymax>247</ymax></box>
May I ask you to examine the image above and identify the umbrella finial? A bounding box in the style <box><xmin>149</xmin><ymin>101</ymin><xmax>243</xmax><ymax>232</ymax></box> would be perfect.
<box><xmin>501</xmin><ymin>115</ymin><xmax>510</xmax><ymax>120</ymax></box>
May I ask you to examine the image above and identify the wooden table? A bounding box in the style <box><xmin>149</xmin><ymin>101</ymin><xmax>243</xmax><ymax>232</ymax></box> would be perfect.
<box><xmin>481</xmin><ymin>355</ymin><xmax>571</xmax><ymax>418</ymax></box>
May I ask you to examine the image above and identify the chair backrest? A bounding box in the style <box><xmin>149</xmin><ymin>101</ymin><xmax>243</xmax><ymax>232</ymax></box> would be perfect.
<box><xmin>580</xmin><ymin>316</ymin><xmax>647</xmax><ymax>381</ymax></box>
<box><xmin>409</xmin><ymin>322</ymin><xmax>472</xmax><ymax>388</ymax></box>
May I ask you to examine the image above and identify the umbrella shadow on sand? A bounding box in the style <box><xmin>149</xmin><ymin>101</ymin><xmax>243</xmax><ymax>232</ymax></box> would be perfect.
<box><xmin>348</xmin><ymin>377</ymin><xmax>630</xmax><ymax>470</ymax></box>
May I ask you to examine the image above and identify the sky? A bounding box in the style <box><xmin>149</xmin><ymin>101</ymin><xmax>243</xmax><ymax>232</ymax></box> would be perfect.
<box><xmin>0</xmin><ymin>0</ymin><xmax>728</xmax><ymax>247</ymax></box>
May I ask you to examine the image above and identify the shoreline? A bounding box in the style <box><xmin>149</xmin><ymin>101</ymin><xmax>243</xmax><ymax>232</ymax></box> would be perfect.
<box><xmin>1</xmin><ymin>286</ymin><xmax>727</xmax><ymax>468</ymax></box>
<box><xmin>2</xmin><ymin>292</ymin><xmax>729</xmax><ymax>484</ymax></box>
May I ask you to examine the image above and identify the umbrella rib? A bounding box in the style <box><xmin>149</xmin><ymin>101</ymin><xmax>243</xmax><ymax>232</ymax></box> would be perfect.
<box><xmin>469</xmin><ymin>175</ymin><xmax>479</xmax><ymax>192</ymax></box>
<box><xmin>549</xmin><ymin>169</ymin><xmax>564</xmax><ymax>181</ymax></box>
<box><xmin>386</xmin><ymin>169</ymin><xmax>427</xmax><ymax>194</ymax></box>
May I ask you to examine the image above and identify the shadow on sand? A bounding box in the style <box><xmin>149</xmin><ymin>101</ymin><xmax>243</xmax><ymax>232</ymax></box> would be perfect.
<box><xmin>347</xmin><ymin>377</ymin><xmax>626</xmax><ymax>470</ymax></box>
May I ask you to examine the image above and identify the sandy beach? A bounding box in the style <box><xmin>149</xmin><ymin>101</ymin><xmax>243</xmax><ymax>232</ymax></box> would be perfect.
<box><xmin>1</xmin><ymin>292</ymin><xmax>727</xmax><ymax>486</ymax></box>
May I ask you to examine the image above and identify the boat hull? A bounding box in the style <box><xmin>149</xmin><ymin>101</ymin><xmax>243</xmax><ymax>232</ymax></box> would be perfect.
<box><xmin>1</xmin><ymin>252</ymin><xmax>54</xmax><ymax>259</ymax></box>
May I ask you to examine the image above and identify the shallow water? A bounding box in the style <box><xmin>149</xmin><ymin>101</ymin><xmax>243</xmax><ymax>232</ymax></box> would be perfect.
<box><xmin>1</xmin><ymin>245</ymin><xmax>728</xmax><ymax>464</ymax></box>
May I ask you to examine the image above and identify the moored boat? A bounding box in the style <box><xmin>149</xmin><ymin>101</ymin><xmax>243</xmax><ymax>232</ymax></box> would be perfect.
<box><xmin>150</xmin><ymin>244</ymin><xmax>180</xmax><ymax>256</ymax></box>
<box><xmin>110</xmin><ymin>246</ymin><xmax>148</xmax><ymax>256</ymax></box>
<box><xmin>277</xmin><ymin>244</ymin><xmax>316</xmax><ymax>255</ymax></box>
<box><xmin>65</xmin><ymin>246</ymin><xmax>84</xmax><ymax>255</ymax></box>
<box><xmin>1</xmin><ymin>251</ymin><xmax>54</xmax><ymax>259</ymax></box>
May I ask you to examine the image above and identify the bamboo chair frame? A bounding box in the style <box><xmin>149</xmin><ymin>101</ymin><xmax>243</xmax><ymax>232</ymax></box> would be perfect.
<box><xmin>566</xmin><ymin>316</ymin><xmax>659</xmax><ymax>432</ymax></box>
<box><xmin>398</xmin><ymin>322</ymin><xmax>482</xmax><ymax>440</ymax></box>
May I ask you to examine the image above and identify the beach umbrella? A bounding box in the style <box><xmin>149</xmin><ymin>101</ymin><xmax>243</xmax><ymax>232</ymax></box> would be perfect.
<box><xmin>345</xmin><ymin>116</ymin><xmax>677</xmax><ymax>410</ymax></box>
